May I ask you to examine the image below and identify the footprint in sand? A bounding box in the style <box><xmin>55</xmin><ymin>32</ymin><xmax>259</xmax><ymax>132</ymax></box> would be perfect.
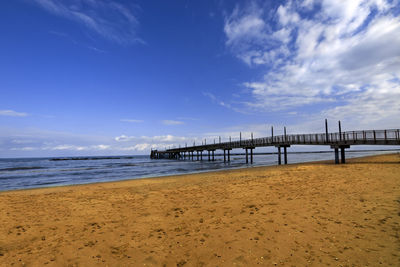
<box><xmin>173</xmin><ymin>207</ymin><xmax>185</xmax><ymax>217</ymax></box>
<box><xmin>176</xmin><ymin>259</ymin><xmax>187</xmax><ymax>266</ymax></box>
<box><xmin>153</xmin><ymin>228</ymin><xmax>167</xmax><ymax>239</ymax></box>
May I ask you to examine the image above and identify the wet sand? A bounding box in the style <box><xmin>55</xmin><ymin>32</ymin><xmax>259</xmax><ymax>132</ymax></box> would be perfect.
<box><xmin>0</xmin><ymin>153</ymin><xmax>399</xmax><ymax>266</ymax></box>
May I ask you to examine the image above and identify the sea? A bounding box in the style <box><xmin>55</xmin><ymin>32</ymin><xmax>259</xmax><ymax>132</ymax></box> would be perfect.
<box><xmin>0</xmin><ymin>150</ymin><xmax>397</xmax><ymax>191</ymax></box>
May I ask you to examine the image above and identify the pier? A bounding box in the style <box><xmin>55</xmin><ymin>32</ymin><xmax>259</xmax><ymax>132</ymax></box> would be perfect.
<box><xmin>150</xmin><ymin>120</ymin><xmax>400</xmax><ymax>165</ymax></box>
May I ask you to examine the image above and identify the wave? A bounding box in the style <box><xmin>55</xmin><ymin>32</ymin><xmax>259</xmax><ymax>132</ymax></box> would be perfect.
<box><xmin>49</xmin><ymin>156</ymin><xmax>134</xmax><ymax>161</ymax></box>
<box><xmin>0</xmin><ymin>166</ymin><xmax>45</xmax><ymax>172</ymax></box>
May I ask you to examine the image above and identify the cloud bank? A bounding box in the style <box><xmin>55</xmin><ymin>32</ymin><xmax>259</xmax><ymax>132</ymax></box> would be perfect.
<box><xmin>0</xmin><ymin>126</ymin><xmax>208</xmax><ymax>157</ymax></box>
<box><xmin>224</xmin><ymin>0</ymin><xmax>400</xmax><ymax>128</ymax></box>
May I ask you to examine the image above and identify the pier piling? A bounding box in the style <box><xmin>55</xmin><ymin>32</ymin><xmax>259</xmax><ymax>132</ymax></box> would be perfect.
<box><xmin>335</xmin><ymin>148</ymin><xmax>339</xmax><ymax>164</ymax></box>
<box><xmin>341</xmin><ymin>147</ymin><xmax>346</xmax><ymax>163</ymax></box>
<box><xmin>284</xmin><ymin>146</ymin><xmax>287</xmax><ymax>165</ymax></box>
<box><xmin>278</xmin><ymin>147</ymin><xmax>282</xmax><ymax>165</ymax></box>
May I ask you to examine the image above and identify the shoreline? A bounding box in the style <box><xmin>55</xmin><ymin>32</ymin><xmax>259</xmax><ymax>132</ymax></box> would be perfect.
<box><xmin>1</xmin><ymin>152</ymin><xmax>396</xmax><ymax>194</ymax></box>
<box><xmin>0</xmin><ymin>153</ymin><xmax>399</xmax><ymax>266</ymax></box>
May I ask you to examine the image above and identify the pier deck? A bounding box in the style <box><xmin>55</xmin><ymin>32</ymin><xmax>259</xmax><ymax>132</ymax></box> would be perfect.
<box><xmin>151</xmin><ymin>125</ymin><xmax>400</xmax><ymax>165</ymax></box>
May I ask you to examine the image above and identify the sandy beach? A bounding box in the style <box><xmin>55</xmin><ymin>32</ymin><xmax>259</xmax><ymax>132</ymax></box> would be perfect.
<box><xmin>0</xmin><ymin>153</ymin><xmax>399</xmax><ymax>266</ymax></box>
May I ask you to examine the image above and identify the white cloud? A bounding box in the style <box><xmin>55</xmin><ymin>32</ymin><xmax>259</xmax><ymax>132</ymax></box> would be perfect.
<box><xmin>112</xmin><ymin>134</ymin><xmax>214</xmax><ymax>151</ymax></box>
<box><xmin>40</xmin><ymin>144</ymin><xmax>111</xmax><ymax>151</ymax></box>
<box><xmin>202</xmin><ymin>92</ymin><xmax>217</xmax><ymax>102</ymax></box>
<box><xmin>93</xmin><ymin>144</ymin><xmax>110</xmax><ymax>150</ymax></box>
<box><xmin>114</xmin><ymin>135</ymin><xmax>133</xmax><ymax>142</ymax></box>
<box><xmin>162</xmin><ymin>120</ymin><xmax>184</xmax><ymax>125</ymax></box>
<box><xmin>120</xmin><ymin>143</ymin><xmax>153</xmax><ymax>151</ymax></box>
<box><xmin>223</xmin><ymin>0</ymin><xmax>400</xmax><ymax>128</ymax></box>
<box><xmin>11</xmin><ymin>139</ymin><xmax>34</xmax><ymax>144</ymax></box>
<box><xmin>224</xmin><ymin>7</ymin><xmax>266</xmax><ymax>46</ymax></box>
<box><xmin>10</xmin><ymin>147</ymin><xmax>36</xmax><ymax>151</ymax></box>
<box><xmin>0</xmin><ymin>110</ymin><xmax>28</xmax><ymax>117</ymax></box>
<box><xmin>48</xmin><ymin>144</ymin><xmax>87</xmax><ymax>151</ymax></box>
<box><xmin>277</xmin><ymin>3</ymin><xmax>300</xmax><ymax>26</ymax></box>
<box><xmin>32</xmin><ymin>0</ymin><xmax>143</xmax><ymax>44</ymax></box>
<box><xmin>203</xmin><ymin>92</ymin><xmax>230</xmax><ymax>107</ymax></box>
<box><xmin>114</xmin><ymin>134</ymin><xmax>188</xmax><ymax>143</ymax></box>
<box><xmin>120</xmin><ymin>119</ymin><xmax>144</xmax><ymax>123</ymax></box>
<box><xmin>203</xmin><ymin>92</ymin><xmax>249</xmax><ymax>114</ymax></box>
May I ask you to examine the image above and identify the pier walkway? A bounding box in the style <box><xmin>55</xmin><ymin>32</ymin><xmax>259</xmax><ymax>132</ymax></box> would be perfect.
<box><xmin>150</xmin><ymin>121</ymin><xmax>400</xmax><ymax>165</ymax></box>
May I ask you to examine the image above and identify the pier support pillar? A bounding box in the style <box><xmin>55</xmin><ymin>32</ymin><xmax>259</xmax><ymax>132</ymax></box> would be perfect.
<box><xmin>334</xmin><ymin>148</ymin><xmax>339</xmax><ymax>164</ymax></box>
<box><xmin>224</xmin><ymin>150</ymin><xmax>226</xmax><ymax>163</ymax></box>
<box><xmin>191</xmin><ymin>151</ymin><xmax>194</xmax><ymax>161</ymax></box>
<box><xmin>208</xmin><ymin>151</ymin><xmax>210</xmax><ymax>161</ymax></box>
<box><xmin>278</xmin><ymin>147</ymin><xmax>281</xmax><ymax>165</ymax></box>
<box><xmin>284</xmin><ymin>146</ymin><xmax>287</xmax><ymax>165</ymax></box>
<box><xmin>228</xmin><ymin>149</ymin><xmax>231</xmax><ymax>162</ymax></box>
<box><xmin>276</xmin><ymin>145</ymin><xmax>290</xmax><ymax>165</ymax></box>
<box><xmin>200</xmin><ymin>151</ymin><xmax>203</xmax><ymax>161</ymax></box>
<box><xmin>212</xmin><ymin>150</ymin><xmax>215</xmax><ymax>161</ymax></box>
<box><xmin>245</xmin><ymin>147</ymin><xmax>255</xmax><ymax>164</ymax></box>
<box><xmin>331</xmin><ymin>145</ymin><xmax>350</xmax><ymax>164</ymax></box>
<box><xmin>341</xmin><ymin>147</ymin><xmax>346</xmax><ymax>164</ymax></box>
<box><xmin>197</xmin><ymin>151</ymin><xmax>199</xmax><ymax>161</ymax></box>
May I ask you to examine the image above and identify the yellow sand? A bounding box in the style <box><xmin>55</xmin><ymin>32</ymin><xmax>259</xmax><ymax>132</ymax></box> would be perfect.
<box><xmin>0</xmin><ymin>153</ymin><xmax>399</xmax><ymax>266</ymax></box>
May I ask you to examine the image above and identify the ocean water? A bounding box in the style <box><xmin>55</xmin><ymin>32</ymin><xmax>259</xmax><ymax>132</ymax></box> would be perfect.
<box><xmin>0</xmin><ymin>150</ymin><xmax>396</xmax><ymax>191</ymax></box>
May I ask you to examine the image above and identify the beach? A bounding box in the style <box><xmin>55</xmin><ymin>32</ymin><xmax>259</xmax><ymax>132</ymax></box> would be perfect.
<box><xmin>0</xmin><ymin>153</ymin><xmax>399</xmax><ymax>266</ymax></box>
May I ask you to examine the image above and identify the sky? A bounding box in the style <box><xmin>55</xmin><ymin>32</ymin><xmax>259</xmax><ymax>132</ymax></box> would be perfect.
<box><xmin>1</xmin><ymin>0</ymin><xmax>400</xmax><ymax>157</ymax></box>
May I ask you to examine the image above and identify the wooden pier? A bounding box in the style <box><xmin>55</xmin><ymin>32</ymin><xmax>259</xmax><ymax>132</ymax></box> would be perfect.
<box><xmin>150</xmin><ymin>121</ymin><xmax>400</xmax><ymax>165</ymax></box>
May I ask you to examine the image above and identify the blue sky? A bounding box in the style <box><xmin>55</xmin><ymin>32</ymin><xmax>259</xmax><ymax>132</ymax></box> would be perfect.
<box><xmin>1</xmin><ymin>0</ymin><xmax>400</xmax><ymax>157</ymax></box>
